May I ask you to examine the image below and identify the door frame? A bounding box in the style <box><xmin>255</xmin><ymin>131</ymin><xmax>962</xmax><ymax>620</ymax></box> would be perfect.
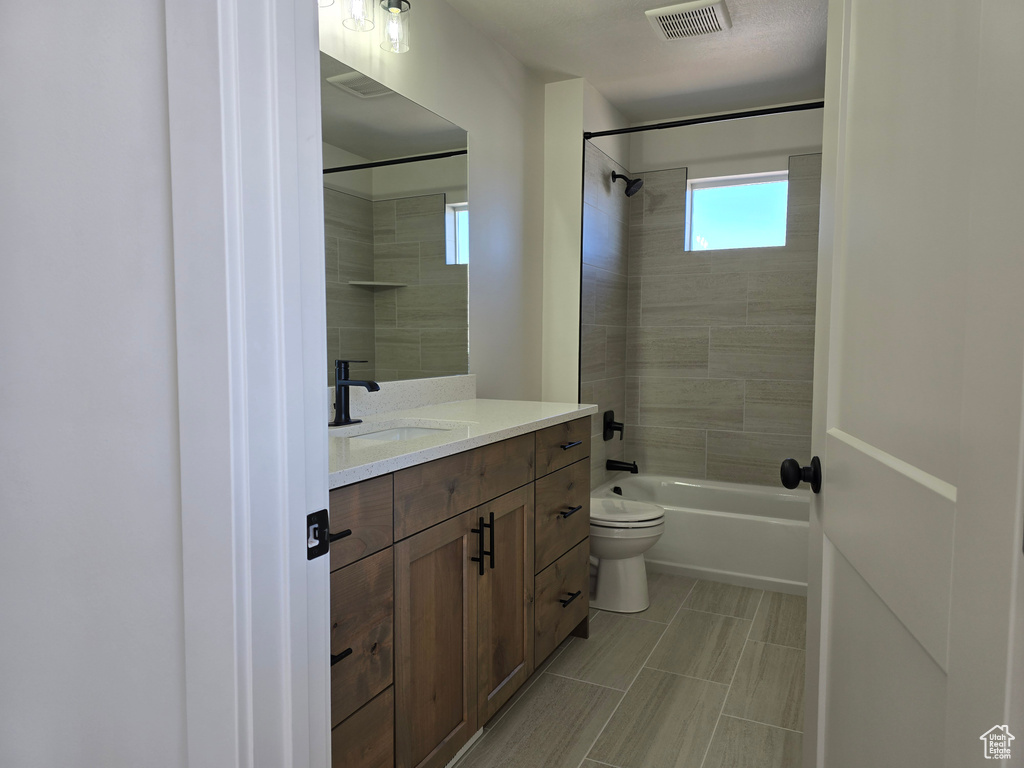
<box><xmin>165</xmin><ymin>0</ymin><xmax>330</xmax><ymax>766</ymax></box>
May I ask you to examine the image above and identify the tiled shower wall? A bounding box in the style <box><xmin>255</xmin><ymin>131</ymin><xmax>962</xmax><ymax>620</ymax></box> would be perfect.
<box><xmin>624</xmin><ymin>154</ymin><xmax>821</xmax><ymax>486</ymax></box>
<box><xmin>580</xmin><ymin>143</ymin><xmax>630</xmax><ymax>489</ymax></box>
<box><xmin>372</xmin><ymin>194</ymin><xmax>468</xmax><ymax>381</ymax></box>
<box><xmin>323</xmin><ymin>188</ymin><xmax>467</xmax><ymax>384</ymax></box>
<box><xmin>325</xmin><ymin>187</ymin><xmax>376</xmax><ymax>384</ymax></box>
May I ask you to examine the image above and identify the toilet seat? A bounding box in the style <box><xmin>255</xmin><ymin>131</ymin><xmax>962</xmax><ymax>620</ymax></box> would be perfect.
<box><xmin>590</xmin><ymin>497</ymin><xmax>664</xmax><ymax>529</ymax></box>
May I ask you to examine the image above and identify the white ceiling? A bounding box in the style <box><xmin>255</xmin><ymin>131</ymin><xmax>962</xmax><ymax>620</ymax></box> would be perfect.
<box><xmin>444</xmin><ymin>0</ymin><xmax>828</xmax><ymax>123</ymax></box>
<box><xmin>320</xmin><ymin>52</ymin><xmax>467</xmax><ymax>160</ymax></box>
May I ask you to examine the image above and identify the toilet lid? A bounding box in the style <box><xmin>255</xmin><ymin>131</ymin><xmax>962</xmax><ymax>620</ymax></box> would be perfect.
<box><xmin>590</xmin><ymin>497</ymin><xmax>664</xmax><ymax>525</ymax></box>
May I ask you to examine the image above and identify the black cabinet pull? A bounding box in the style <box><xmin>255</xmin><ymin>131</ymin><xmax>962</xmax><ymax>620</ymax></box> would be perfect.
<box><xmin>559</xmin><ymin>590</ymin><xmax>582</xmax><ymax>607</ymax></box>
<box><xmin>330</xmin><ymin>647</ymin><xmax>353</xmax><ymax>666</ymax></box>
<box><xmin>471</xmin><ymin>513</ymin><xmax>495</xmax><ymax>574</ymax></box>
<box><xmin>560</xmin><ymin>440</ymin><xmax>583</xmax><ymax>450</ymax></box>
<box><xmin>559</xmin><ymin>505</ymin><xmax>583</xmax><ymax>519</ymax></box>
<box><xmin>486</xmin><ymin>511</ymin><xmax>495</xmax><ymax>570</ymax></box>
<box><xmin>470</xmin><ymin>516</ymin><xmax>485</xmax><ymax>576</ymax></box>
<box><xmin>329</xmin><ymin>528</ymin><xmax>352</xmax><ymax>543</ymax></box>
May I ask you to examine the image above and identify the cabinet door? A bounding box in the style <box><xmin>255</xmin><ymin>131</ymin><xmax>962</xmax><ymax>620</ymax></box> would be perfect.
<box><xmin>475</xmin><ymin>487</ymin><xmax>535</xmax><ymax>724</ymax></box>
<box><xmin>395</xmin><ymin>511</ymin><xmax>478</xmax><ymax>768</ymax></box>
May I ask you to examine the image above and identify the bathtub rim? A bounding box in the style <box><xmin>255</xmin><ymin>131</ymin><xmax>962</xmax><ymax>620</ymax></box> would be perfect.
<box><xmin>593</xmin><ymin>473</ymin><xmax>810</xmax><ymax>523</ymax></box>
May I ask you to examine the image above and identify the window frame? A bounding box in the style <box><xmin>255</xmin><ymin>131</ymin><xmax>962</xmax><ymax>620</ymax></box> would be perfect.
<box><xmin>684</xmin><ymin>170</ymin><xmax>790</xmax><ymax>252</ymax></box>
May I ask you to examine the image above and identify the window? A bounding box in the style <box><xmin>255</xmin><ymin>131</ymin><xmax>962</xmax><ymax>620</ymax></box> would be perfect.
<box><xmin>685</xmin><ymin>172</ymin><xmax>788</xmax><ymax>251</ymax></box>
<box><xmin>445</xmin><ymin>202</ymin><xmax>469</xmax><ymax>265</ymax></box>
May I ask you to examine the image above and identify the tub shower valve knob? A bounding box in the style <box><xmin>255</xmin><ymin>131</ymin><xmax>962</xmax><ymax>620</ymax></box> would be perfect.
<box><xmin>603</xmin><ymin>410</ymin><xmax>624</xmax><ymax>441</ymax></box>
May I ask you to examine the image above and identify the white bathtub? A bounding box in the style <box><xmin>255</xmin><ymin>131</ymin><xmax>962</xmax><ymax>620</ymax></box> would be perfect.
<box><xmin>593</xmin><ymin>475</ymin><xmax>809</xmax><ymax>595</ymax></box>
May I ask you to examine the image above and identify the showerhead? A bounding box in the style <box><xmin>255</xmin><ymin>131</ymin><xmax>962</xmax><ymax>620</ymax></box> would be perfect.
<box><xmin>611</xmin><ymin>172</ymin><xmax>644</xmax><ymax>197</ymax></box>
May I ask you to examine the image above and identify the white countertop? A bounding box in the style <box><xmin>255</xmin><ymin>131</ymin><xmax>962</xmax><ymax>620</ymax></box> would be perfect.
<box><xmin>328</xmin><ymin>398</ymin><xmax>598</xmax><ymax>489</ymax></box>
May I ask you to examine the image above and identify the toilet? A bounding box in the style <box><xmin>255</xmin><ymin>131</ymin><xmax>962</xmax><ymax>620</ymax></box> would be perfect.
<box><xmin>589</xmin><ymin>496</ymin><xmax>666</xmax><ymax>613</ymax></box>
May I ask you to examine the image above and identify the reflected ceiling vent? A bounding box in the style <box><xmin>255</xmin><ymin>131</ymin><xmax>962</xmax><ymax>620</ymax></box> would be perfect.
<box><xmin>646</xmin><ymin>0</ymin><xmax>732</xmax><ymax>40</ymax></box>
<box><xmin>326</xmin><ymin>71</ymin><xmax>395</xmax><ymax>98</ymax></box>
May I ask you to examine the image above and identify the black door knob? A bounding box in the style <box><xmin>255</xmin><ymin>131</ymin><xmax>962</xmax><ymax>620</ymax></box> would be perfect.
<box><xmin>780</xmin><ymin>456</ymin><xmax>822</xmax><ymax>494</ymax></box>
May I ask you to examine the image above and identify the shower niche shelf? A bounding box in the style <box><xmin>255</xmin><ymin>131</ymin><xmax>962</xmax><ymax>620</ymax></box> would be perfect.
<box><xmin>348</xmin><ymin>281</ymin><xmax>408</xmax><ymax>288</ymax></box>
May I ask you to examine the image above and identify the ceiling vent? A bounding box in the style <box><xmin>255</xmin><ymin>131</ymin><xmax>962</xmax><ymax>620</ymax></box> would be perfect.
<box><xmin>646</xmin><ymin>0</ymin><xmax>732</xmax><ymax>40</ymax></box>
<box><xmin>326</xmin><ymin>72</ymin><xmax>395</xmax><ymax>99</ymax></box>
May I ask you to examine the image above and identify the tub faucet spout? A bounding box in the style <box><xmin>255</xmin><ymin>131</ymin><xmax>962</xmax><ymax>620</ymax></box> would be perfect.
<box><xmin>606</xmin><ymin>459</ymin><xmax>639</xmax><ymax>474</ymax></box>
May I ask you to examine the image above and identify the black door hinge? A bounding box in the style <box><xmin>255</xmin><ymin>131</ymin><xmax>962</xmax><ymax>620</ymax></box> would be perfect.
<box><xmin>307</xmin><ymin>509</ymin><xmax>330</xmax><ymax>560</ymax></box>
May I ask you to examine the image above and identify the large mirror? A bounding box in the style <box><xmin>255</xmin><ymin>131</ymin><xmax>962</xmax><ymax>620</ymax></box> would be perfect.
<box><xmin>320</xmin><ymin>51</ymin><xmax>469</xmax><ymax>385</ymax></box>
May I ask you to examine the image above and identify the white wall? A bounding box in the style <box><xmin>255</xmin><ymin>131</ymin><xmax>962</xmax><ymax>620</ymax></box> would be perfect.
<box><xmin>319</xmin><ymin>0</ymin><xmax>545</xmax><ymax>399</ymax></box>
<box><xmin>584</xmin><ymin>81</ymin><xmax>630</xmax><ymax>170</ymax></box>
<box><xmin>629</xmin><ymin>108</ymin><xmax>824</xmax><ymax>178</ymax></box>
<box><xmin>0</xmin><ymin>4</ymin><xmax>187</xmax><ymax>767</ymax></box>
<box><xmin>541</xmin><ymin>79</ymin><xmax>629</xmax><ymax>403</ymax></box>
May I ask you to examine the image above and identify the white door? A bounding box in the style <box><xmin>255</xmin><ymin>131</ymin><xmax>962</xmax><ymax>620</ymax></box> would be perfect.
<box><xmin>804</xmin><ymin>0</ymin><xmax>1024</xmax><ymax>766</ymax></box>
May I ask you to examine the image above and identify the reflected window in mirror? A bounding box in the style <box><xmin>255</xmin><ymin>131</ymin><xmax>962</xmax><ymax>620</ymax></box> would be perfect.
<box><xmin>445</xmin><ymin>202</ymin><xmax>469</xmax><ymax>266</ymax></box>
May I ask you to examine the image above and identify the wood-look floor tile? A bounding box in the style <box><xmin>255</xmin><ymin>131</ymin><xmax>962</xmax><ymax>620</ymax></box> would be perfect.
<box><xmin>483</xmin><ymin>637</ymin><xmax>571</xmax><ymax>732</ymax></box>
<box><xmin>646</xmin><ymin>610</ymin><xmax>750</xmax><ymax>684</ymax></box>
<box><xmin>588</xmin><ymin>668</ymin><xmax>727</xmax><ymax>768</ymax></box>
<box><xmin>702</xmin><ymin>716</ymin><xmax>802</xmax><ymax>768</ymax></box>
<box><xmin>458</xmin><ymin>674</ymin><xmax>621</xmax><ymax>768</ymax></box>
<box><xmin>548</xmin><ymin>613</ymin><xmax>666</xmax><ymax>690</ymax></box>
<box><xmin>637</xmin><ymin>571</ymin><xmax>697</xmax><ymax>624</ymax></box>
<box><xmin>750</xmin><ymin>593</ymin><xmax>807</xmax><ymax>649</ymax></box>
<box><xmin>723</xmin><ymin>642</ymin><xmax>805</xmax><ymax>731</ymax></box>
<box><xmin>683</xmin><ymin>580</ymin><xmax>763</xmax><ymax>619</ymax></box>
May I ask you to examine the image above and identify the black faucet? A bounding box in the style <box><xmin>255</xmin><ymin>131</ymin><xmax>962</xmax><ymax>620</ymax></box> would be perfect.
<box><xmin>606</xmin><ymin>459</ymin><xmax>639</xmax><ymax>474</ymax></box>
<box><xmin>330</xmin><ymin>359</ymin><xmax>380</xmax><ymax>427</ymax></box>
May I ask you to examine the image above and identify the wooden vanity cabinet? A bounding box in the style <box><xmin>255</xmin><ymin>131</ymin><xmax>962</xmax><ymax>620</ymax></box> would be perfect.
<box><xmin>394</xmin><ymin>510</ymin><xmax>479</xmax><ymax>768</ymax></box>
<box><xmin>332</xmin><ymin>416</ymin><xmax>592</xmax><ymax>768</ymax></box>
<box><xmin>475</xmin><ymin>487</ymin><xmax>535</xmax><ymax>724</ymax></box>
<box><xmin>328</xmin><ymin>475</ymin><xmax>396</xmax><ymax>768</ymax></box>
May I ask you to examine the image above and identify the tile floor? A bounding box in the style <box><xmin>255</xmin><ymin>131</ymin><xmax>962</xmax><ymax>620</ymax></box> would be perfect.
<box><xmin>454</xmin><ymin>572</ymin><xmax>806</xmax><ymax>768</ymax></box>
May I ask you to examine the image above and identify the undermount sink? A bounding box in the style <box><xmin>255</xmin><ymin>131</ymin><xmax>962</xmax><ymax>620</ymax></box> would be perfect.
<box><xmin>349</xmin><ymin>426</ymin><xmax>453</xmax><ymax>442</ymax></box>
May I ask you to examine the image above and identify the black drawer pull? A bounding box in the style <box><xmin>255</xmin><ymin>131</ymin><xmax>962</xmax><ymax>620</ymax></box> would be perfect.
<box><xmin>329</xmin><ymin>528</ymin><xmax>352</xmax><ymax>543</ymax></box>
<box><xmin>330</xmin><ymin>647</ymin><xmax>353</xmax><ymax>666</ymax></box>
<box><xmin>559</xmin><ymin>505</ymin><xmax>583</xmax><ymax>519</ymax></box>
<box><xmin>559</xmin><ymin>590</ymin><xmax>582</xmax><ymax>607</ymax></box>
<box><xmin>560</xmin><ymin>440</ymin><xmax>583</xmax><ymax>450</ymax></box>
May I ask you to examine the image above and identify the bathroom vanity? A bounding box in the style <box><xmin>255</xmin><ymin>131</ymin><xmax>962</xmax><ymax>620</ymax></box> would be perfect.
<box><xmin>326</xmin><ymin>394</ymin><xmax>596</xmax><ymax>768</ymax></box>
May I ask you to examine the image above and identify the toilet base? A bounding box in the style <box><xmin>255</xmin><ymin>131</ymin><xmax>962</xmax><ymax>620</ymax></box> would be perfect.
<box><xmin>590</xmin><ymin>555</ymin><xmax>650</xmax><ymax>613</ymax></box>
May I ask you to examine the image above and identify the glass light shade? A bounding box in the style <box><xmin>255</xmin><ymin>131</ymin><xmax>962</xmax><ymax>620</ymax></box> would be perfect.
<box><xmin>342</xmin><ymin>0</ymin><xmax>374</xmax><ymax>30</ymax></box>
<box><xmin>318</xmin><ymin>0</ymin><xmax>334</xmax><ymax>7</ymax></box>
<box><xmin>378</xmin><ymin>0</ymin><xmax>410</xmax><ymax>53</ymax></box>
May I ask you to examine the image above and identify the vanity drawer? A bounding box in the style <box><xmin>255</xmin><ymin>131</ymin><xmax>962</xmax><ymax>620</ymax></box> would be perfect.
<box><xmin>534</xmin><ymin>538</ymin><xmax>590</xmax><ymax>666</ymax></box>
<box><xmin>535</xmin><ymin>418</ymin><xmax>591</xmax><ymax>478</ymax></box>
<box><xmin>329</xmin><ymin>474</ymin><xmax>394</xmax><ymax>572</ymax></box>
<box><xmin>331</xmin><ymin>547</ymin><xmax>394</xmax><ymax>727</ymax></box>
<box><xmin>534</xmin><ymin>459</ymin><xmax>590</xmax><ymax>574</ymax></box>
<box><xmin>393</xmin><ymin>432</ymin><xmax>535</xmax><ymax>540</ymax></box>
<box><xmin>331</xmin><ymin>686</ymin><xmax>394</xmax><ymax>768</ymax></box>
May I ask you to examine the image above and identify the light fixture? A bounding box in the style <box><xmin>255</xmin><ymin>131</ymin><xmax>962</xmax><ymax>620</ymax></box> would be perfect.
<box><xmin>342</xmin><ymin>0</ymin><xmax>374</xmax><ymax>30</ymax></box>
<box><xmin>318</xmin><ymin>0</ymin><xmax>334</xmax><ymax>8</ymax></box>
<box><xmin>378</xmin><ymin>0</ymin><xmax>411</xmax><ymax>53</ymax></box>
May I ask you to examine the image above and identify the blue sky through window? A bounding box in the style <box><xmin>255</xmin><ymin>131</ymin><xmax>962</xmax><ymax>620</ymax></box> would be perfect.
<box><xmin>689</xmin><ymin>180</ymin><xmax>788</xmax><ymax>251</ymax></box>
